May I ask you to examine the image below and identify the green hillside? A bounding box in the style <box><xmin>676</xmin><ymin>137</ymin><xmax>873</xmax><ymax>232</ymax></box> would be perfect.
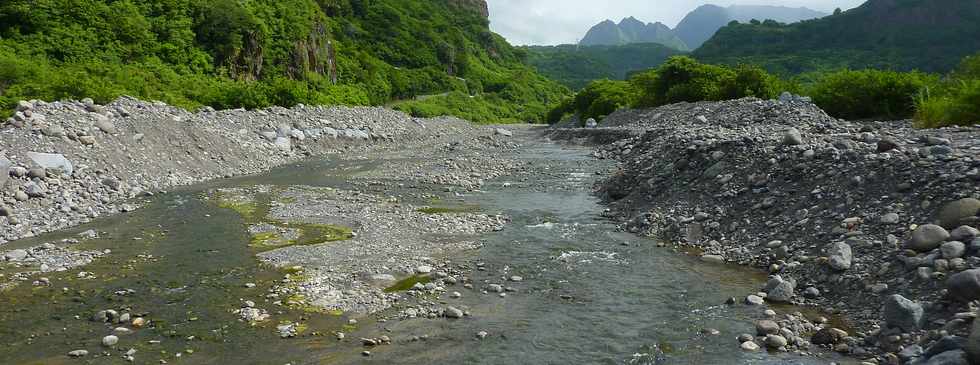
<box><xmin>693</xmin><ymin>0</ymin><xmax>980</xmax><ymax>74</ymax></box>
<box><xmin>0</xmin><ymin>0</ymin><xmax>568</xmax><ymax>123</ymax></box>
<box><xmin>524</xmin><ymin>43</ymin><xmax>686</xmax><ymax>90</ymax></box>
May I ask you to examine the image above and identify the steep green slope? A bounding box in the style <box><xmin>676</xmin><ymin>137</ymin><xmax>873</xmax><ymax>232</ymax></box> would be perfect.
<box><xmin>693</xmin><ymin>0</ymin><xmax>980</xmax><ymax>74</ymax></box>
<box><xmin>674</xmin><ymin>4</ymin><xmax>826</xmax><ymax>49</ymax></box>
<box><xmin>524</xmin><ymin>43</ymin><xmax>687</xmax><ymax>89</ymax></box>
<box><xmin>0</xmin><ymin>0</ymin><xmax>567</xmax><ymax>123</ymax></box>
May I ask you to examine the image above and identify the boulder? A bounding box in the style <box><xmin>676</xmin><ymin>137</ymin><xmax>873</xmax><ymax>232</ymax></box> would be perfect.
<box><xmin>494</xmin><ymin>128</ymin><xmax>513</xmax><ymax>137</ymax></box>
<box><xmin>968</xmin><ymin>318</ymin><xmax>980</xmax><ymax>364</ymax></box>
<box><xmin>782</xmin><ymin>128</ymin><xmax>803</xmax><ymax>145</ymax></box>
<box><xmin>274</xmin><ymin>137</ymin><xmax>291</xmax><ymax>152</ymax></box>
<box><xmin>937</xmin><ymin>199</ymin><xmax>980</xmax><ymax>229</ymax></box>
<box><xmin>3</xmin><ymin>249</ymin><xmax>28</xmax><ymax>261</ymax></box>
<box><xmin>877</xmin><ymin>138</ymin><xmax>900</xmax><ymax>153</ymax></box>
<box><xmin>827</xmin><ymin>242</ymin><xmax>853</xmax><ymax>271</ymax></box>
<box><xmin>924</xmin><ymin>350</ymin><xmax>969</xmax><ymax>365</ymax></box>
<box><xmin>947</xmin><ymin>269</ymin><xmax>980</xmax><ymax>302</ymax></box>
<box><xmin>941</xmin><ymin>241</ymin><xmax>967</xmax><ymax>259</ymax></box>
<box><xmin>0</xmin><ymin>155</ymin><xmax>10</xmax><ymax>187</ymax></box>
<box><xmin>26</xmin><ymin>152</ymin><xmax>73</xmax><ymax>176</ymax></box>
<box><xmin>756</xmin><ymin>320</ymin><xmax>780</xmax><ymax>335</ymax></box>
<box><xmin>811</xmin><ymin>328</ymin><xmax>848</xmax><ymax>345</ymax></box>
<box><xmin>883</xmin><ymin>294</ymin><xmax>923</xmax><ymax>331</ymax></box>
<box><xmin>950</xmin><ymin>226</ymin><xmax>979</xmax><ymax>242</ymax></box>
<box><xmin>909</xmin><ymin>224</ymin><xmax>951</xmax><ymax>252</ymax></box>
<box><xmin>94</xmin><ymin>116</ymin><xmax>117</xmax><ymax>134</ymax></box>
<box><xmin>764</xmin><ymin>276</ymin><xmax>795</xmax><ymax>302</ymax></box>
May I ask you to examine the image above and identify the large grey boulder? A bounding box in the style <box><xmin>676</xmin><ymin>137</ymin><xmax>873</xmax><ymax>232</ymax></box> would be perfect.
<box><xmin>827</xmin><ymin>242</ymin><xmax>853</xmax><ymax>271</ymax></box>
<box><xmin>273</xmin><ymin>137</ymin><xmax>291</xmax><ymax>152</ymax></box>
<box><xmin>947</xmin><ymin>269</ymin><xmax>980</xmax><ymax>302</ymax></box>
<box><xmin>923</xmin><ymin>350</ymin><xmax>969</xmax><ymax>365</ymax></box>
<box><xmin>950</xmin><ymin>226</ymin><xmax>980</xmax><ymax>242</ymax></box>
<box><xmin>26</xmin><ymin>152</ymin><xmax>73</xmax><ymax>176</ymax></box>
<box><xmin>937</xmin><ymin>198</ymin><xmax>980</xmax><ymax>229</ymax></box>
<box><xmin>0</xmin><ymin>155</ymin><xmax>10</xmax><ymax>188</ymax></box>
<box><xmin>909</xmin><ymin>224</ymin><xmax>951</xmax><ymax>252</ymax></box>
<box><xmin>494</xmin><ymin>128</ymin><xmax>513</xmax><ymax>137</ymax></box>
<box><xmin>94</xmin><ymin>115</ymin><xmax>117</xmax><ymax>134</ymax></box>
<box><xmin>883</xmin><ymin>294</ymin><xmax>923</xmax><ymax>331</ymax></box>
<box><xmin>764</xmin><ymin>275</ymin><xmax>795</xmax><ymax>302</ymax></box>
<box><xmin>782</xmin><ymin>127</ymin><xmax>803</xmax><ymax>145</ymax></box>
<box><xmin>967</xmin><ymin>318</ymin><xmax>980</xmax><ymax>364</ymax></box>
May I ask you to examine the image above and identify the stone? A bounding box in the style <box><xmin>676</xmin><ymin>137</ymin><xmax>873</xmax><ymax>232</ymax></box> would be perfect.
<box><xmin>68</xmin><ymin>350</ymin><xmax>89</xmax><ymax>357</ymax></box>
<box><xmin>700</xmin><ymin>254</ymin><xmax>725</xmax><ymax>264</ymax></box>
<box><xmin>765</xmin><ymin>335</ymin><xmax>788</xmax><ymax>349</ymax></box>
<box><xmin>756</xmin><ymin>320</ymin><xmax>780</xmax><ymax>335</ymax></box>
<box><xmin>444</xmin><ymin>306</ymin><xmax>464</xmax><ymax>319</ymax></box>
<box><xmin>274</xmin><ymin>137</ymin><xmax>291</xmax><ymax>151</ymax></box>
<box><xmin>783</xmin><ymin>128</ymin><xmax>803</xmax><ymax>145</ymax></box>
<box><xmin>741</xmin><ymin>341</ymin><xmax>760</xmax><ymax>351</ymax></box>
<box><xmin>941</xmin><ymin>241</ymin><xmax>967</xmax><ymax>259</ymax></box>
<box><xmin>102</xmin><ymin>335</ymin><xmax>119</xmax><ymax>347</ymax></box>
<box><xmin>950</xmin><ymin>226</ymin><xmax>979</xmax><ymax>242</ymax></box>
<box><xmin>27</xmin><ymin>167</ymin><xmax>46</xmax><ymax>179</ymax></box>
<box><xmin>585</xmin><ymin>118</ymin><xmax>598</xmax><ymax>128</ymax></box>
<box><xmin>828</xmin><ymin>242</ymin><xmax>853</xmax><ymax>271</ymax></box>
<box><xmin>0</xmin><ymin>156</ymin><xmax>10</xmax><ymax>187</ymax></box>
<box><xmin>0</xmin><ymin>205</ymin><xmax>12</xmax><ymax>217</ymax></box>
<box><xmin>926</xmin><ymin>336</ymin><xmax>968</xmax><ymax>358</ymax></box>
<box><xmin>494</xmin><ymin>128</ymin><xmax>513</xmax><ymax>137</ymax></box>
<box><xmin>42</xmin><ymin>125</ymin><xmax>65</xmax><ymax>137</ymax></box>
<box><xmin>811</xmin><ymin>328</ymin><xmax>848</xmax><ymax>345</ymax></box>
<box><xmin>803</xmin><ymin>287</ymin><xmax>820</xmax><ymax>298</ymax></box>
<box><xmin>745</xmin><ymin>295</ymin><xmax>765</xmax><ymax>306</ymax></box>
<box><xmin>415</xmin><ymin>265</ymin><xmax>433</xmax><ymax>274</ymax></box>
<box><xmin>94</xmin><ymin>116</ymin><xmax>117</xmax><ymax>134</ymax></box>
<box><xmin>883</xmin><ymin>294</ymin><xmax>923</xmax><ymax>331</ymax></box>
<box><xmin>877</xmin><ymin>138</ymin><xmax>900</xmax><ymax>153</ymax></box>
<box><xmin>24</xmin><ymin>182</ymin><xmax>46</xmax><ymax>198</ymax></box>
<box><xmin>764</xmin><ymin>276</ymin><xmax>795</xmax><ymax>302</ymax></box>
<box><xmin>880</xmin><ymin>213</ymin><xmax>901</xmax><ymax>224</ymax></box>
<box><xmin>938</xmin><ymin>199</ymin><xmax>980</xmax><ymax>229</ymax></box>
<box><xmin>3</xmin><ymin>249</ymin><xmax>28</xmax><ymax>261</ymax></box>
<box><xmin>16</xmin><ymin>100</ymin><xmax>33</xmax><ymax>112</ymax></box>
<box><xmin>26</xmin><ymin>152</ymin><xmax>73</xmax><ymax>176</ymax></box>
<box><xmin>909</xmin><ymin>224</ymin><xmax>951</xmax><ymax>252</ymax></box>
<box><xmin>947</xmin><ymin>269</ymin><xmax>980</xmax><ymax>302</ymax></box>
<box><xmin>967</xmin><ymin>318</ymin><xmax>980</xmax><ymax>363</ymax></box>
<box><xmin>925</xmin><ymin>350</ymin><xmax>969</xmax><ymax>365</ymax></box>
<box><xmin>78</xmin><ymin>135</ymin><xmax>96</xmax><ymax>145</ymax></box>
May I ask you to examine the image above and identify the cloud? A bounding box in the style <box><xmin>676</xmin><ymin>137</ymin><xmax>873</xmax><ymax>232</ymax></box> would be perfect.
<box><xmin>488</xmin><ymin>0</ymin><xmax>866</xmax><ymax>45</ymax></box>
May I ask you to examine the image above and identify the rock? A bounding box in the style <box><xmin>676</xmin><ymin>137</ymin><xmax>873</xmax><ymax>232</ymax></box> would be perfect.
<box><xmin>42</xmin><ymin>125</ymin><xmax>65</xmax><ymax>137</ymax></box>
<box><xmin>24</xmin><ymin>182</ymin><xmax>45</xmax><ymax>197</ymax></box>
<box><xmin>476</xmin><ymin>331</ymin><xmax>489</xmax><ymax>339</ymax></box>
<box><xmin>585</xmin><ymin>118</ymin><xmax>598</xmax><ymax>128</ymax></box>
<box><xmin>880</xmin><ymin>213</ymin><xmax>901</xmax><ymax>224</ymax></box>
<box><xmin>274</xmin><ymin>137</ymin><xmax>291</xmax><ymax>152</ymax></box>
<box><xmin>941</xmin><ymin>241</ymin><xmax>967</xmax><ymax>259</ymax></box>
<box><xmin>14</xmin><ymin>190</ymin><xmax>28</xmax><ymax>201</ymax></box>
<box><xmin>415</xmin><ymin>265</ymin><xmax>433</xmax><ymax>274</ymax></box>
<box><xmin>877</xmin><ymin>138</ymin><xmax>900</xmax><ymax>153</ymax></box>
<box><xmin>701</xmin><ymin>254</ymin><xmax>725</xmax><ymax>264</ymax></box>
<box><xmin>783</xmin><ymin>128</ymin><xmax>803</xmax><ymax>146</ymax></box>
<box><xmin>745</xmin><ymin>295</ymin><xmax>765</xmax><ymax>306</ymax></box>
<box><xmin>950</xmin><ymin>226</ymin><xmax>979</xmax><ymax>242</ymax></box>
<box><xmin>26</xmin><ymin>152</ymin><xmax>73</xmax><ymax>176</ymax></box>
<box><xmin>803</xmin><ymin>287</ymin><xmax>821</xmax><ymax>299</ymax></box>
<box><xmin>765</xmin><ymin>335</ymin><xmax>788</xmax><ymax>349</ymax></box>
<box><xmin>28</xmin><ymin>167</ymin><xmax>46</xmax><ymax>179</ymax></box>
<box><xmin>827</xmin><ymin>242</ymin><xmax>852</xmax><ymax>271</ymax></box>
<box><xmin>741</xmin><ymin>341</ymin><xmax>760</xmax><ymax>351</ymax></box>
<box><xmin>756</xmin><ymin>320</ymin><xmax>780</xmax><ymax>335</ymax></box>
<box><xmin>494</xmin><ymin>128</ymin><xmax>513</xmax><ymax>137</ymax></box>
<box><xmin>764</xmin><ymin>276</ymin><xmax>795</xmax><ymax>302</ymax></box>
<box><xmin>0</xmin><ymin>156</ymin><xmax>10</xmax><ymax>187</ymax></box>
<box><xmin>3</xmin><ymin>249</ymin><xmax>28</xmax><ymax>261</ymax></box>
<box><xmin>967</xmin><ymin>318</ymin><xmax>980</xmax><ymax>363</ymax></box>
<box><xmin>102</xmin><ymin>335</ymin><xmax>119</xmax><ymax>347</ymax></box>
<box><xmin>444</xmin><ymin>306</ymin><xmax>464</xmax><ymax>319</ymax></box>
<box><xmin>0</xmin><ymin>205</ymin><xmax>11</xmax><ymax>217</ymax></box>
<box><xmin>909</xmin><ymin>224</ymin><xmax>951</xmax><ymax>252</ymax></box>
<box><xmin>938</xmin><ymin>199</ymin><xmax>980</xmax><ymax>229</ymax></box>
<box><xmin>883</xmin><ymin>294</ymin><xmax>923</xmax><ymax>331</ymax></box>
<box><xmin>926</xmin><ymin>336</ymin><xmax>968</xmax><ymax>358</ymax></box>
<box><xmin>94</xmin><ymin>116</ymin><xmax>117</xmax><ymax>134</ymax></box>
<box><xmin>811</xmin><ymin>328</ymin><xmax>848</xmax><ymax>345</ymax></box>
<box><xmin>947</xmin><ymin>269</ymin><xmax>980</xmax><ymax>302</ymax></box>
<box><xmin>78</xmin><ymin>135</ymin><xmax>96</xmax><ymax>145</ymax></box>
<box><xmin>68</xmin><ymin>350</ymin><xmax>89</xmax><ymax>357</ymax></box>
<box><xmin>16</xmin><ymin>100</ymin><xmax>33</xmax><ymax>112</ymax></box>
<box><xmin>925</xmin><ymin>350</ymin><xmax>969</xmax><ymax>365</ymax></box>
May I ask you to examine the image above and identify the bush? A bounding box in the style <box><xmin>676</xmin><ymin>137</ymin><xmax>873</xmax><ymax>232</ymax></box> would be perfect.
<box><xmin>915</xmin><ymin>53</ymin><xmax>980</xmax><ymax>127</ymax></box>
<box><xmin>808</xmin><ymin>69</ymin><xmax>937</xmax><ymax>119</ymax></box>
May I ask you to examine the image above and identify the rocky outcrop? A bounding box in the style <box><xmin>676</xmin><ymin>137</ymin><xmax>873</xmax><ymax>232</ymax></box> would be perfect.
<box><xmin>448</xmin><ymin>0</ymin><xmax>488</xmax><ymax>18</ymax></box>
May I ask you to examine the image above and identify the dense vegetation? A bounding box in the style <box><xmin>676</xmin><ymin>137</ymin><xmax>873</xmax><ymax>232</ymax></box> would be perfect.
<box><xmin>523</xmin><ymin>43</ymin><xmax>686</xmax><ymax>90</ymax></box>
<box><xmin>693</xmin><ymin>0</ymin><xmax>980</xmax><ymax>74</ymax></box>
<box><xmin>0</xmin><ymin>0</ymin><xmax>568</xmax><ymax>123</ymax></box>
<box><xmin>549</xmin><ymin>55</ymin><xmax>980</xmax><ymax>127</ymax></box>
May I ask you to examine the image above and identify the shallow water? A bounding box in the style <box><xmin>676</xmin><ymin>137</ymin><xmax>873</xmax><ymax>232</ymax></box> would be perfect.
<box><xmin>0</xmin><ymin>139</ymin><xmax>849</xmax><ymax>364</ymax></box>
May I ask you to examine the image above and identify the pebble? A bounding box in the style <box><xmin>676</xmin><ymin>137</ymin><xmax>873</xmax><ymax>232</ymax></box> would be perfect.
<box><xmin>102</xmin><ymin>335</ymin><xmax>119</xmax><ymax>347</ymax></box>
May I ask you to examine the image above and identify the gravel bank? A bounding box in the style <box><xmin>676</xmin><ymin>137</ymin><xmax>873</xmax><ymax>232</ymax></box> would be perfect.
<box><xmin>550</xmin><ymin>97</ymin><xmax>980</xmax><ymax>364</ymax></box>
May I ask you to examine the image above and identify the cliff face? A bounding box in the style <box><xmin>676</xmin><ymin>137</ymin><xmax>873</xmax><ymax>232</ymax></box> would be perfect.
<box><xmin>448</xmin><ymin>0</ymin><xmax>489</xmax><ymax>18</ymax></box>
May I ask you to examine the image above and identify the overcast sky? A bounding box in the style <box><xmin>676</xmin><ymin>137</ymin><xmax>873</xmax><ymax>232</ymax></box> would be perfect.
<box><xmin>488</xmin><ymin>0</ymin><xmax>866</xmax><ymax>45</ymax></box>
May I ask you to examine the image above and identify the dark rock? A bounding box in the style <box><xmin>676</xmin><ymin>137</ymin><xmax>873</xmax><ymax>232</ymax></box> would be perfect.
<box><xmin>811</xmin><ymin>327</ymin><xmax>848</xmax><ymax>345</ymax></box>
<box><xmin>937</xmin><ymin>199</ymin><xmax>980</xmax><ymax>229</ymax></box>
<box><xmin>883</xmin><ymin>294</ymin><xmax>923</xmax><ymax>331</ymax></box>
<box><xmin>947</xmin><ymin>269</ymin><xmax>980</xmax><ymax>302</ymax></box>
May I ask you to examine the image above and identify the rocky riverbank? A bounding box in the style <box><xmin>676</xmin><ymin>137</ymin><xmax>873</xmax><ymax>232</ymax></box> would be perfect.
<box><xmin>550</xmin><ymin>97</ymin><xmax>980</xmax><ymax>365</ymax></box>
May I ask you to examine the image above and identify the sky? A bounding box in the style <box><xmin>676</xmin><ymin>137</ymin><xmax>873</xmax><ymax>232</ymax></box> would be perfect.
<box><xmin>488</xmin><ymin>0</ymin><xmax>866</xmax><ymax>46</ymax></box>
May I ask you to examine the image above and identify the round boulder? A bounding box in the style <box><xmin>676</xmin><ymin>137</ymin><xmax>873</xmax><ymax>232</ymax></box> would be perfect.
<box><xmin>883</xmin><ymin>294</ymin><xmax>923</xmax><ymax>331</ymax></box>
<box><xmin>947</xmin><ymin>269</ymin><xmax>980</xmax><ymax>302</ymax></box>
<box><xmin>938</xmin><ymin>198</ymin><xmax>980</xmax><ymax>229</ymax></box>
<box><xmin>909</xmin><ymin>224</ymin><xmax>951</xmax><ymax>252</ymax></box>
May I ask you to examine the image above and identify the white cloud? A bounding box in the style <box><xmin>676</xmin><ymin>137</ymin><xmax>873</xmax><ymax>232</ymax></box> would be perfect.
<box><xmin>488</xmin><ymin>0</ymin><xmax>866</xmax><ymax>45</ymax></box>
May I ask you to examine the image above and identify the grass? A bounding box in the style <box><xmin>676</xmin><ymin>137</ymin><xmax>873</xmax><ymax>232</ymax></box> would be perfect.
<box><xmin>383</xmin><ymin>275</ymin><xmax>432</xmax><ymax>293</ymax></box>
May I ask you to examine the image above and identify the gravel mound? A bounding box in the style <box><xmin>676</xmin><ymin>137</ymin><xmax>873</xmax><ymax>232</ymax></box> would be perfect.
<box><xmin>0</xmin><ymin>97</ymin><xmax>483</xmax><ymax>244</ymax></box>
<box><xmin>552</xmin><ymin>97</ymin><xmax>980</xmax><ymax>363</ymax></box>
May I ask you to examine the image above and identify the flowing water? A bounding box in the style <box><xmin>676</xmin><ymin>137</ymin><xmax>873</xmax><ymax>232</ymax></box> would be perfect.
<box><xmin>0</xmin><ymin>138</ymin><xmax>849</xmax><ymax>364</ymax></box>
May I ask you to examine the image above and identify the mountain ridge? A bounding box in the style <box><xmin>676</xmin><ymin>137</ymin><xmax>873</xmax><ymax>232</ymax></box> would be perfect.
<box><xmin>580</xmin><ymin>17</ymin><xmax>689</xmax><ymax>51</ymax></box>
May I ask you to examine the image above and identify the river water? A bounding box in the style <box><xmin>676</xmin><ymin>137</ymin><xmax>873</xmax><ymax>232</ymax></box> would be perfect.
<box><xmin>0</xmin><ymin>137</ymin><xmax>847</xmax><ymax>364</ymax></box>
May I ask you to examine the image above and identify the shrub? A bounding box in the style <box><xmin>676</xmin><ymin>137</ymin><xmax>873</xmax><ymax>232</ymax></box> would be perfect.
<box><xmin>808</xmin><ymin>69</ymin><xmax>937</xmax><ymax>119</ymax></box>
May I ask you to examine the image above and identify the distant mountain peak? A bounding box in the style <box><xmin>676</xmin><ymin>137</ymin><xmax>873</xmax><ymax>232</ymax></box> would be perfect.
<box><xmin>579</xmin><ymin>16</ymin><xmax>689</xmax><ymax>51</ymax></box>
